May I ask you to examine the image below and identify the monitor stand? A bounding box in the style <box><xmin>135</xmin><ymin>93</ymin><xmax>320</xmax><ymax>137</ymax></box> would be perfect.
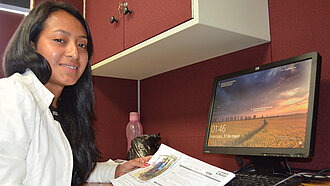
<box><xmin>250</xmin><ymin>156</ymin><xmax>288</xmax><ymax>175</ymax></box>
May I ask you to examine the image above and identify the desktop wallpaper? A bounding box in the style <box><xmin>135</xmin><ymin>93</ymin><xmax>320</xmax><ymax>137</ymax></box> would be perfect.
<box><xmin>208</xmin><ymin>59</ymin><xmax>312</xmax><ymax>148</ymax></box>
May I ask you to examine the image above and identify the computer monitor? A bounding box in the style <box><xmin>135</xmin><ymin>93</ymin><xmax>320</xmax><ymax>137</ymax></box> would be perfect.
<box><xmin>203</xmin><ymin>52</ymin><xmax>321</xmax><ymax>174</ymax></box>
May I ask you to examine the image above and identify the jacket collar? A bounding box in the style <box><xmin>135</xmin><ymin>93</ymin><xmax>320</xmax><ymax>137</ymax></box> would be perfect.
<box><xmin>22</xmin><ymin>69</ymin><xmax>54</xmax><ymax>109</ymax></box>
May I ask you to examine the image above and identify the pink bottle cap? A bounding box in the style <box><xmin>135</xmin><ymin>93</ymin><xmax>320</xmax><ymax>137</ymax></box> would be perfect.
<box><xmin>129</xmin><ymin>112</ymin><xmax>139</xmax><ymax>121</ymax></box>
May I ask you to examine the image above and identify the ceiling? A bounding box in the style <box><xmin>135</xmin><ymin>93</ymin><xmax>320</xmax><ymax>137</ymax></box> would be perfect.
<box><xmin>0</xmin><ymin>0</ymin><xmax>30</xmax><ymax>8</ymax></box>
<box><xmin>0</xmin><ymin>0</ymin><xmax>30</xmax><ymax>15</ymax></box>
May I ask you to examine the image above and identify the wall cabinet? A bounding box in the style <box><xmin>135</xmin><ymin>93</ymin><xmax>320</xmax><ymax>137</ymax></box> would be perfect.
<box><xmin>86</xmin><ymin>0</ymin><xmax>192</xmax><ymax>65</ymax></box>
<box><xmin>88</xmin><ymin>0</ymin><xmax>271</xmax><ymax>80</ymax></box>
<box><xmin>86</xmin><ymin>0</ymin><xmax>124</xmax><ymax>64</ymax></box>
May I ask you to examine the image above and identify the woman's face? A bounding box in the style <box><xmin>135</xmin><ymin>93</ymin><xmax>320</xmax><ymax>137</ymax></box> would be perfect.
<box><xmin>36</xmin><ymin>10</ymin><xmax>88</xmax><ymax>91</ymax></box>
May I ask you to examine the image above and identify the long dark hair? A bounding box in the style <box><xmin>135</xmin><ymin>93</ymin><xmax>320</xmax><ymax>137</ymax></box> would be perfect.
<box><xmin>3</xmin><ymin>2</ymin><xmax>98</xmax><ymax>185</ymax></box>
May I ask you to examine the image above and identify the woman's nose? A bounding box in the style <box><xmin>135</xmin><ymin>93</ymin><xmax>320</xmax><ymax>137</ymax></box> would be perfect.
<box><xmin>66</xmin><ymin>41</ymin><xmax>78</xmax><ymax>60</ymax></box>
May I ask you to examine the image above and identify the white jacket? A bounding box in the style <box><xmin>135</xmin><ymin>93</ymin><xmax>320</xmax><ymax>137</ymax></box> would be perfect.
<box><xmin>0</xmin><ymin>70</ymin><xmax>117</xmax><ymax>186</ymax></box>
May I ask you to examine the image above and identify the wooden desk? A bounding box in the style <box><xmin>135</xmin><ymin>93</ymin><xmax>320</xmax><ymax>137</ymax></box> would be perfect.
<box><xmin>301</xmin><ymin>181</ymin><xmax>330</xmax><ymax>186</ymax></box>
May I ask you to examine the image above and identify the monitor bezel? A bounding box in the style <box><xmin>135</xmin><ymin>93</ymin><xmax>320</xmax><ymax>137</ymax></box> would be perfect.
<box><xmin>203</xmin><ymin>52</ymin><xmax>321</xmax><ymax>158</ymax></box>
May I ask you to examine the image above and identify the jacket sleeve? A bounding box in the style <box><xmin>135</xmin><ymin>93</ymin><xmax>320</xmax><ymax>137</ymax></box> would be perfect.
<box><xmin>0</xmin><ymin>79</ymin><xmax>34</xmax><ymax>185</ymax></box>
<box><xmin>87</xmin><ymin>159</ymin><xmax>120</xmax><ymax>183</ymax></box>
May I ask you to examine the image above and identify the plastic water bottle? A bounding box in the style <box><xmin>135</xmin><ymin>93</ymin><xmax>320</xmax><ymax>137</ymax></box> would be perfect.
<box><xmin>126</xmin><ymin>112</ymin><xmax>143</xmax><ymax>152</ymax></box>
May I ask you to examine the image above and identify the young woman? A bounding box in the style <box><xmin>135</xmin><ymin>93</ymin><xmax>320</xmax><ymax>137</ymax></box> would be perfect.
<box><xmin>0</xmin><ymin>2</ymin><xmax>150</xmax><ymax>186</ymax></box>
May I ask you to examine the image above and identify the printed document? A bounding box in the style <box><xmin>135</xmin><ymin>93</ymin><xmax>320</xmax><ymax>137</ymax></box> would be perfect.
<box><xmin>111</xmin><ymin>144</ymin><xmax>235</xmax><ymax>186</ymax></box>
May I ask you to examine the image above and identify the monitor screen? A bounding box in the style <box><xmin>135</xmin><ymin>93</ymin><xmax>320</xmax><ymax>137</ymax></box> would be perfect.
<box><xmin>203</xmin><ymin>52</ymin><xmax>321</xmax><ymax>158</ymax></box>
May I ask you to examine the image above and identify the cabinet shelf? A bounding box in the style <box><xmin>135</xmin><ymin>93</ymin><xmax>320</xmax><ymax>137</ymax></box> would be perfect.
<box><xmin>91</xmin><ymin>0</ymin><xmax>270</xmax><ymax>80</ymax></box>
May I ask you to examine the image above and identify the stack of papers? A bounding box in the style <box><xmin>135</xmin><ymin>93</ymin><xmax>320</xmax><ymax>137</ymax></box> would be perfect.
<box><xmin>111</xmin><ymin>144</ymin><xmax>235</xmax><ymax>186</ymax></box>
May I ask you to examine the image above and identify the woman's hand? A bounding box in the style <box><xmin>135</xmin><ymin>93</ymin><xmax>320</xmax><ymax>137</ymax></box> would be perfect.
<box><xmin>115</xmin><ymin>156</ymin><xmax>152</xmax><ymax>178</ymax></box>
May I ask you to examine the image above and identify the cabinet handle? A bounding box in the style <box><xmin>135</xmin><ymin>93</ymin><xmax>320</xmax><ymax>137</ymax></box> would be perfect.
<box><xmin>123</xmin><ymin>6</ymin><xmax>132</xmax><ymax>15</ymax></box>
<box><xmin>110</xmin><ymin>16</ymin><xmax>118</xmax><ymax>23</ymax></box>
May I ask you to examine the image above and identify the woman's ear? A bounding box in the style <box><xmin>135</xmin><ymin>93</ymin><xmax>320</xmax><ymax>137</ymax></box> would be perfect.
<box><xmin>31</xmin><ymin>41</ymin><xmax>36</xmax><ymax>49</ymax></box>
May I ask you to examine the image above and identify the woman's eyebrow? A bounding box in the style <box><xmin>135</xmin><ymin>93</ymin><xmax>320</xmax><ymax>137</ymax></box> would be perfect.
<box><xmin>54</xmin><ymin>29</ymin><xmax>87</xmax><ymax>39</ymax></box>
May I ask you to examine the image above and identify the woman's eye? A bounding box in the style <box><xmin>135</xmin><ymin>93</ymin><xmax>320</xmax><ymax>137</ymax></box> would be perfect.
<box><xmin>54</xmin><ymin>38</ymin><xmax>64</xmax><ymax>43</ymax></box>
<box><xmin>78</xmin><ymin>43</ymin><xmax>87</xmax><ymax>49</ymax></box>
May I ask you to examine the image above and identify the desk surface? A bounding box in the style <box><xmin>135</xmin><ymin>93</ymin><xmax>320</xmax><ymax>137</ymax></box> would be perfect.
<box><xmin>301</xmin><ymin>181</ymin><xmax>330</xmax><ymax>186</ymax></box>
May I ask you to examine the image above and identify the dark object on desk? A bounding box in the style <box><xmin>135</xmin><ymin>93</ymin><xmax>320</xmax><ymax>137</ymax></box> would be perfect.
<box><xmin>226</xmin><ymin>172</ymin><xmax>302</xmax><ymax>186</ymax></box>
<box><xmin>127</xmin><ymin>133</ymin><xmax>161</xmax><ymax>160</ymax></box>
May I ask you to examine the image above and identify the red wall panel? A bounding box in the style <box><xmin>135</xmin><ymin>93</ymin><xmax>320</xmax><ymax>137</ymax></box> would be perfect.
<box><xmin>0</xmin><ymin>11</ymin><xmax>24</xmax><ymax>78</ymax></box>
<box><xmin>92</xmin><ymin>76</ymin><xmax>138</xmax><ymax>160</ymax></box>
<box><xmin>140</xmin><ymin>0</ymin><xmax>330</xmax><ymax>171</ymax></box>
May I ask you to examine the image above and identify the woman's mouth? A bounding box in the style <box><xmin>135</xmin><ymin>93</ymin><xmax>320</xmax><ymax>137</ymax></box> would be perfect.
<box><xmin>60</xmin><ymin>64</ymin><xmax>77</xmax><ymax>70</ymax></box>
